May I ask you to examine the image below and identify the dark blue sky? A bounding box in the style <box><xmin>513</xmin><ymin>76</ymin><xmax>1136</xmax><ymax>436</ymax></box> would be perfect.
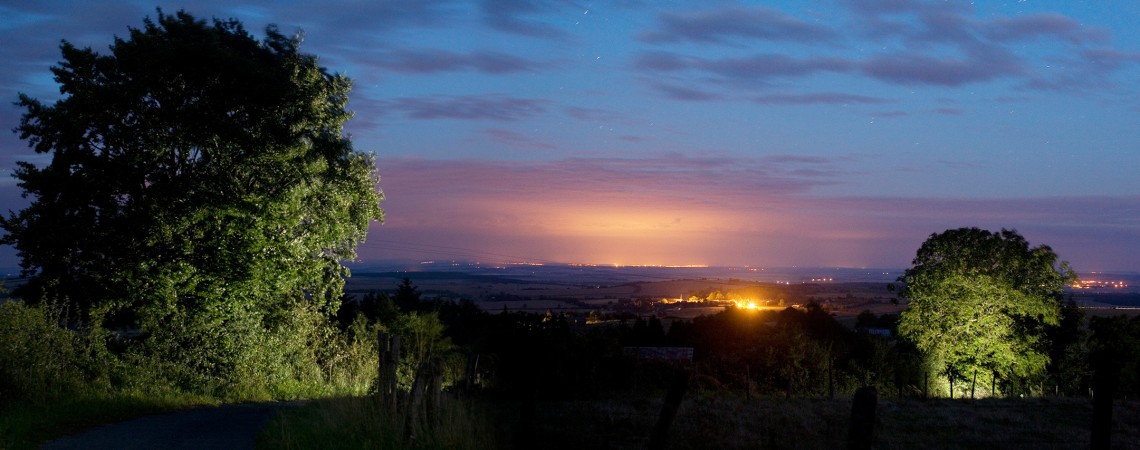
<box><xmin>2</xmin><ymin>1</ymin><xmax>1139</xmax><ymax>271</ymax></box>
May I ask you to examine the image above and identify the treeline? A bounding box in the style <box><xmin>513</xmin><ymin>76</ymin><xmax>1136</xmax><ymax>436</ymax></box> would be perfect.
<box><xmin>345</xmin><ymin>279</ymin><xmax>1140</xmax><ymax>402</ymax></box>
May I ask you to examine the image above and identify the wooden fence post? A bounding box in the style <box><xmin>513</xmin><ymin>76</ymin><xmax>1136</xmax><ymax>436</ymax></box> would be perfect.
<box><xmin>377</xmin><ymin>331</ymin><xmax>388</xmax><ymax>401</ymax></box>
<box><xmin>388</xmin><ymin>335</ymin><xmax>401</xmax><ymax>412</ymax></box>
<box><xmin>427</xmin><ymin>357</ymin><xmax>445</xmax><ymax>427</ymax></box>
<box><xmin>847</xmin><ymin>386</ymin><xmax>877</xmax><ymax>450</ymax></box>
<box><xmin>923</xmin><ymin>372</ymin><xmax>929</xmax><ymax>399</ymax></box>
<box><xmin>1091</xmin><ymin>368</ymin><xmax>1117</xmax><ymax>450</ymax></box>
<box><xmin>464</xmin><ymin>353</ymin><xmax>480</xmax><ymax>393</ymax></box>
<box><xmin>828</xmin><ymin>352</ymin><xmax>835</xmax><ymax>400</ymax></box>
<box><xmin>404</xmin><ymin>361</ymin><xmax>429</xmax><ymax>442</ymax></box>
<box><xmin>377</xmin><ymin>332</ymin><xmax>401</xmax><ymax>414</ymax></box>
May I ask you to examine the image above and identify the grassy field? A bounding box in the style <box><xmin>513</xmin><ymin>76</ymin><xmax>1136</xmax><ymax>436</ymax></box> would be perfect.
<box><xmin>254</xmin><ymin>390</ymin><xmax>1140</xmax><ymax>449</ymax></box>
<box><xmin>507</xmin><ymin>393</ymin><xmax>1139</xmax><ymax>449</ymax></box>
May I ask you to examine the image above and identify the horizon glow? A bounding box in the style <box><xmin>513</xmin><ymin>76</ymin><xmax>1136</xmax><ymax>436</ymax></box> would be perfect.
<box><xmin>0</xmin><ymin>1</ymin><xmax>1138</xmax><ymax>272</ymax></box>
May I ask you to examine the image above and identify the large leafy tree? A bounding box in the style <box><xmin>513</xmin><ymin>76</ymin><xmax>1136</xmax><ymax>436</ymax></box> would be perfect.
<box><xmin>3</xmin><ymin>11</ymin><xmax>382</xmax><ymax>336</ymax></box>
<box><xmin>895</xmin><ymin>228</ymin><xmax>1075</xmax><ymax>395</ymax></box>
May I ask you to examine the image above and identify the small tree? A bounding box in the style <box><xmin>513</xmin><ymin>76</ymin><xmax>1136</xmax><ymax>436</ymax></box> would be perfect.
<box><xmin>894</xmin><ymin>228</ymin><xmax>1075</xmax><ymax>396</ymax></box>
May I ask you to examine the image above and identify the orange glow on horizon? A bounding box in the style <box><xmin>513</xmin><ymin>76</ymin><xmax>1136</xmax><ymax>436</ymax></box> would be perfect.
<box><xmin>1071</xmin><ymin>278</ymin><xmax>1128</xmax><ymax>289</ymax></box>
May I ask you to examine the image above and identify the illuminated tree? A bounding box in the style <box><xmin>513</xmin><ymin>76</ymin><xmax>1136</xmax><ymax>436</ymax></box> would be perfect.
<box><xmin>2</xmin><ymin>10</ymin><xmax>382</xmax><ymax>385</ymax></box>
<box><xmin>895</xmin><ymin>228</ymin><xmax>1075</xmax><ymax>396</ymax></box>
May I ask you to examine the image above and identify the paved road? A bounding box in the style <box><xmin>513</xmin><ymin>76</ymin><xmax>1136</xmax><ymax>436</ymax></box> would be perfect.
<box><xmin>40</xmin><ymin>402</ymin><xmax>303</xmax><ymax>450</ymax></box>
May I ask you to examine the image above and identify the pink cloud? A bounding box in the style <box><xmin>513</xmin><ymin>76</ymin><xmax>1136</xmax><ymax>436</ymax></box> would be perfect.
<box><xmin>367</xmin><ymin>157</ymin><xmax>1140</xmax><ymax>270</ymax></box>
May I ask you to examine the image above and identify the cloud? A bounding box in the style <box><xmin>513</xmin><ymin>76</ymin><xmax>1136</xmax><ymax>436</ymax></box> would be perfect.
<box><xmin>752</xmin><ymin>93</ymin><xmax>891</xmax><ymax>105</ymax></box>
<box><xmin>982</xmin><ymin>13</ymin><xmax>1109</xmax><ymax>45</ymax></box>
<box><xmin>372</xmin><ymin>156</ymin><xmax>1140</xmax><ymax>269</ymax></box>
<box><xmin>642</xmin><ymin>80</ymin><xmax>723</xmax><ymax>102</ymax></box>
<box><xmin>483</xmin><ymin>128</ymin><xmax>558</xmax><ymax>150</ymax></box>
<box><xmin>479</xmin><ymin>0</ymin><xmax>566</xmax><ymax>39</ymax></box>
<box><xmin>639</xmin><ymin>6</ymin><xmax>838</xmax><ymax>45</ymax></box>
<box><xmin>1025</xmin><ymin>48</ymin><xmax>1140</xmax><ymax>92</ymax></box>
<box><xmin>860</xmin><ymin>46</ymin><xmax>1025</xmax><ymax>86</ymax></box>
<box><xmin>378</xmin><ymin>154</ymin><xmax>853</xmax><ymax>215</ymax></box>
<box><xmin>563</xmin><ymin>106</ymin><xmax>638</xmax><ymax>125</ymax></box>
<box><xmin>634</xmin><ymin>52</ymin><xmax>853</xmax><ymax>80</ymax></box>
<box><xmin>373</xmin><ymin>49</ymin><xmax>540</xmax><ymax>74</ymax></box>
<box><xmin>762</xmin><ymin>155</ymin><xmax>831</xmax><ymax>164</ymax></box>
<box><xmin>389</xmin><ymin>94</ymin><xmax>547</xmax><ymax>121</ymax></box>
<box><xmin>1079</xmin><ymin>48</ymin><xmax>1140</xmax><ymax>71</ymax></box>
<box><xmin>837</xmin><ymin>1</ymin><xmax>1128</xmax><ymax>91</ymax></box>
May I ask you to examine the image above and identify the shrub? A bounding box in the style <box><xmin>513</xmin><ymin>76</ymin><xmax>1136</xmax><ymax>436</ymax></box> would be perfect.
<box><xmin>0</xmin><ymin>300</ymin><xmax>90</xmax><ymax>403</ymax></box>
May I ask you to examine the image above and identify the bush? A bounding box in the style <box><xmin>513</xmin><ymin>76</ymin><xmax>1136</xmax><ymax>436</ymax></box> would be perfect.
<box><xmin>0</xmin><ymin>301</ymin><xmax>90</xmax><ymax>403</ymax></box>
<box><xmin>123</xmin><ymin>300</ymin><xmax>380</xmax><ymax>401</ymax></box>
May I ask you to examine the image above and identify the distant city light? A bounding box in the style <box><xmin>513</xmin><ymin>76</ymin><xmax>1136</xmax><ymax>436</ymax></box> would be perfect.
<box><xmin>1070</xmin><ymin>278</ymin><xmax>1129</xmax><ymax>289</ymax></box>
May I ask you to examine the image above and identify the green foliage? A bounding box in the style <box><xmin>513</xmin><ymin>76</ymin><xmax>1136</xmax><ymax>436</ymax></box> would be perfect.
<box><xmin>0</xmin><ymin>301</ymin><xmax>88</xmax><ymax>403</ymax></box>
<box><xmin>895</xmin><ymin>228</ymin><xmax>1076</xmax><ymax>394</ymax></box>
<box><xmin>391</xmin><ymin>311</ymin><xmax>454</xmax><ymax>389</ymax></box>
<box><xmin>2</xmin><ymin>9</ymin><xmax>381</xmax><ymax>396</ymax></box>
<box><xmin>0</xmin><ymin>298</ymin><xmax>382</xmax><ymax>446</ymax></box>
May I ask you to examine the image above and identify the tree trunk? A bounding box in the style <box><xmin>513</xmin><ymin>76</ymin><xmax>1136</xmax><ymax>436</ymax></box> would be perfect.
<box><xmin>971</xmin><ymin>370</ymin><xmax>976</xmax><ymax>399</ymax></box>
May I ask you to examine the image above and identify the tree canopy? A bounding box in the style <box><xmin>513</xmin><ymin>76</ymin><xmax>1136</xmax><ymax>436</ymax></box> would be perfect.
<box><xmin>3</xmin><ymin>10</ymin><xmax>382</xmax><ymax>334</ymax></box>
<box><xmin>895</xmin><ymin>228</ymin><xmax>1075</xmax><ymax>393</ymax></box>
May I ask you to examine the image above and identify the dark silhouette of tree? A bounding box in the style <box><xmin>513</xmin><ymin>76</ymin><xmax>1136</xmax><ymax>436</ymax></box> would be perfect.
<box><xmin>1047</xmin><ymin>298</ymin><xmax>1088</xmax><ymax>395</ymax></box>
<box><xmin>393</xmin><ymin>277</ymin><xmax>423</xmax><ymax>312</ymax></box>
<box><xmin>1089</xmin><ymin>315</ymin><xmax>1140</xmax><ymax>398</ymax></box>
<box><xmin>336</xmin><ymin>290</ymin><xmax>399</xmax><ymax>328</ymax></box>
<box><xmin>894</xmin><ymin>228</ymin><xmax>1075</xmax><ymax>395</ymax></box>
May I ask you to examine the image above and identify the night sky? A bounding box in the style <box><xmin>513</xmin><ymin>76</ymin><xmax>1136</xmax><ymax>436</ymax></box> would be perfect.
<box><xmin>1</xmin><ymin>1</ymin><xmax>1138</xmax><ymax>271</ymax></box>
